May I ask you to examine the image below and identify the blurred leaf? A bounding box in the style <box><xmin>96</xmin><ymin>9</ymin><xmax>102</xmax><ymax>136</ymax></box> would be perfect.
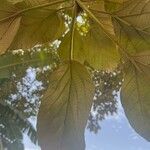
<box><xmin>115</xmin><ymin>0</ymin><xmax>150</xmax><ymax>32</ymax></box>
<box><xmin>104</xmin><ymin>0</ymin><xmax>129</xmax><ymax>12</ymax></box>
<box><xmin>0</xmin><ymin>17</ymin><xmax>21</xmax><ymax>54</ymax></box>
<box><xmin>0</xmin><ymin>51</ymin><xmax>54</xmax><ymax>79</ymax></box>
<box><xmin>37</xmin><ymin>60</ymin><xmax>94</xmax><ymax>150</ymax></box>
<box><xmin>133</xmin><ymin>51</ymin><xmax>150</xmax><ymax>65</ymax></box>
<box><xmin>87</xmin><ymin>66</ymin><xmax>123</xmax><ymax>133</ymax></box>
<box><xmin>121</xmin><ymin>52</ymin><xmax>150</xmax><ymax>141</ymax></box>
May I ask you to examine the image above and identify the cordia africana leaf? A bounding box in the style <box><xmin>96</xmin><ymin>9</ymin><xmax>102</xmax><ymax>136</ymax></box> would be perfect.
<box><xmin>0</xmin><ymin>17</ymin><xmax>21</xmax><ymax>55</ymax></box>
<box><xmin>121</xmin><ymin>54</ymin><xmax>150</xmax><ymax>141</ymax></box>
<box><xmin>112</xmin><ymin>0</ymin><xmax>150</xmax><ymax>56</ymax></box>
<box><xmin>0</xmin><ymin>2</ymin><xmax>21</xmax><ymax>55</ymax></box>
<box><xmin>7</xmin><ymin>0</ymin><xmax>23</xmax><ymax>4</ymax></box>
<box><xmin>0</xmin><ymin>0</ymin><xmax>123</xmax><ymax>69</ymax></box>
<box><xmin>37</xmin><ymin>60</ymin><xmax>94</xmax><ymax>150</ymax></box>
<box><xmin>59</xmin><ymin>0</ymin><xmax>120</xmax><ymax>71</ymax></box>
<box><xmin>104</xmin><ymin>0</ymin><xmax>130</xmax><ymax>12</ymax></box>
<box><xmin>0</xmin><ymin>0</ymin><xmax>66</xmax><ymax>53</ymax></box>
<box><xmin>115</xmin><ymin>0</ymin><xmax>150</xmax><ymax>33</ymax></box>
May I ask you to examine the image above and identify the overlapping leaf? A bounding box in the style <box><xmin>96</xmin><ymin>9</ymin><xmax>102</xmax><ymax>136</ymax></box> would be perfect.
<box><xmin>0</xmin><ymin>0</ymin><xmax>21</xmax><ymax>54</ymax></box>
<box><xmin>104</xmin><ymin>0</ymin><xmax>130</xmax><ymax>12</ymax></box>
<box><xmin>59</xmin><ymin>0</ymin><xmax>120</xmax><ymax>70</ymax></box>
<box><xmin>121</xmin><ymin>52</ymin><xmax>150</xmax><ymax>141</ymax></box>
<box><xmin>37</xmin><ymin>61</ymin><xmax>94</xmax><ymax>150</ymax></box>
<box><xmin>116</xmin><ymin>0</ymin><xmax>150</xmax><ymax>32</ymax></box>
<box><xmin>0</xmin><ymin>50</ymin><xmax>54</xmax><ymax>79</ymax></box>
<box><xmin>0</xmin><ymin>0</ymin><xmax>150</xmax><ymax>149</ymax></box>
<box><xmin>0</xmin><ymin>0</ymin><xmax>66</xmax><ymax>53</ymax></box>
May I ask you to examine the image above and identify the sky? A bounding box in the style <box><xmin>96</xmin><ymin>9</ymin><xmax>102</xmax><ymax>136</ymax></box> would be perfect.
<box><xmin>85</xmin><ymin>99</ymin><xmax>150</xmax><ymax>150</ymax></box>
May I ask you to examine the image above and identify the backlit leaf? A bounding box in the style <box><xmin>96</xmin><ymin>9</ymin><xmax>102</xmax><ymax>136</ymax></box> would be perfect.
<box><xmin>104</xmin><ymin>0</ymin><xmax>129</xmax><ymax>12</ymax></box>
<box><xmin>59</xmin><ymin>0</ymin><xmax>120</xmax><ymax>70</ymax></box>
<box><xmin>134</xmin><ymin>51</ymin><xmax>150</xmax><ymax>65</ymax></box>
<box><xmin>37</xmin><ymin>60</ymin><xmax>94</xmax><ymax>150</ymax></box>
<box><xmin>112</xmin><ymin>0</ymin><xmax>150</xmax><ymax>55</ymax></box>
<box><xmin>121</xmin><ymin>54</ymin><xmax>150</xmax><ymax>141</ymax></box>
<box><xmin>0</xmin><ymin>0</ymin><xmax>66</xmax><ymax>52</ymax></box>
<box><xmin>0</xmin><ymin>0</ymin><xmax>21</xmax><ymax>54</ymax></box>
<box><xmin>116</xmin><ymin>0</ymin><xmax>150</xmax><ymax>32</ymax></box>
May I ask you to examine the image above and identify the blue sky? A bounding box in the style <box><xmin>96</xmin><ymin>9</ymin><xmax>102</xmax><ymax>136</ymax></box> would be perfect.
<box><xmin>85</xmin><ymin>99</ymin><xmax>150</xmax><ymax>150</ymax></box>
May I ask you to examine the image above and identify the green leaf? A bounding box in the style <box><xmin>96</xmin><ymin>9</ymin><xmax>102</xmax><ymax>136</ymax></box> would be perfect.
<box><xmin>59</xmin><ymin>0</ymin><xmax>120</xmax><ymax>70</ymax></box>
<box><xmin>37</xmin><ymin>60</ymin><xmax>94</xmax><ymax>150</ymax></box>
<box><xmin>105</xmin><ymin>0</ymin><xmax>129</xmax><ymax>2</ymax></box>
<box><xmin>0</xmin><ymin>0</ymin><xmax>21</xmax><ymax>54</ymax></box>
<box><xmin>104</xmin><ymin>0</ymin><xmax>129</xmax><ymax>12</ymax></box>
<box><xmin>121</xmin><ymin>54</ymin><xmax>150</xmax><ymax>141</ymax></box>
<box><xmin>7</xmin><ymin>0</ymin><xmax>23</xmax><ymax>4</ymax></box>
<box><xmin>0</xmin><ymin>0</ymin><xmax>65</xmax><ymax>52</ymax></box>
<box><xmin>116</xmin><ymin>0</ymin><xmax>150</xmax><ymax>32</ymax></box>
<box><xmin>112</xmin><ymin>0</ymin><xmax>150</xmax><ymax>55</ymax></box>
<box><xmin>133</xmin><ymin>51</ymin><xmax>150</xmax><ymax>66</ymax></box>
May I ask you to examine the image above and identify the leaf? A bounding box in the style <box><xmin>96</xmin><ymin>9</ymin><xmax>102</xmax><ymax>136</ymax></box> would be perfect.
<box><xmin>0</xmin><ymin>0</ymin><xmax>22</xmax><ymax>54</ymax></box>
<box><xmin>121</xmin><ymin>55</ymin><xmax>150</xmax><ymax>141</ymax></box>
<box><xmin>37</xmin><ymin>60</ymin><xmax>94</xmax><ymax>150</ymax></box>
<box><xmin>0</xmin><ymin>0</ymin><xmax>66</xmax><ymax>52</ymax></box>
<box><xmin>0</xmin><ymin>50</ymin><xmax>54</xmax><ymax>79</ymax></box>
<box><xmin>112</xmin><ymin>0</ymin><xmax>150</xmax><ymax>55</ymax></box>
<box><xmin>59</xmin><ymin>0</ymin><xmax>120</xmax><ymax>71</ymax></box>
<box><xmin>0</xmin><ymin>17</ymin><xmax>21</xmax><ymax>52</ymax></box>
<box><xmin>104</xmin><ymin>0</ymin><xmax>129</xmax><ymax>12</ymax></box>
